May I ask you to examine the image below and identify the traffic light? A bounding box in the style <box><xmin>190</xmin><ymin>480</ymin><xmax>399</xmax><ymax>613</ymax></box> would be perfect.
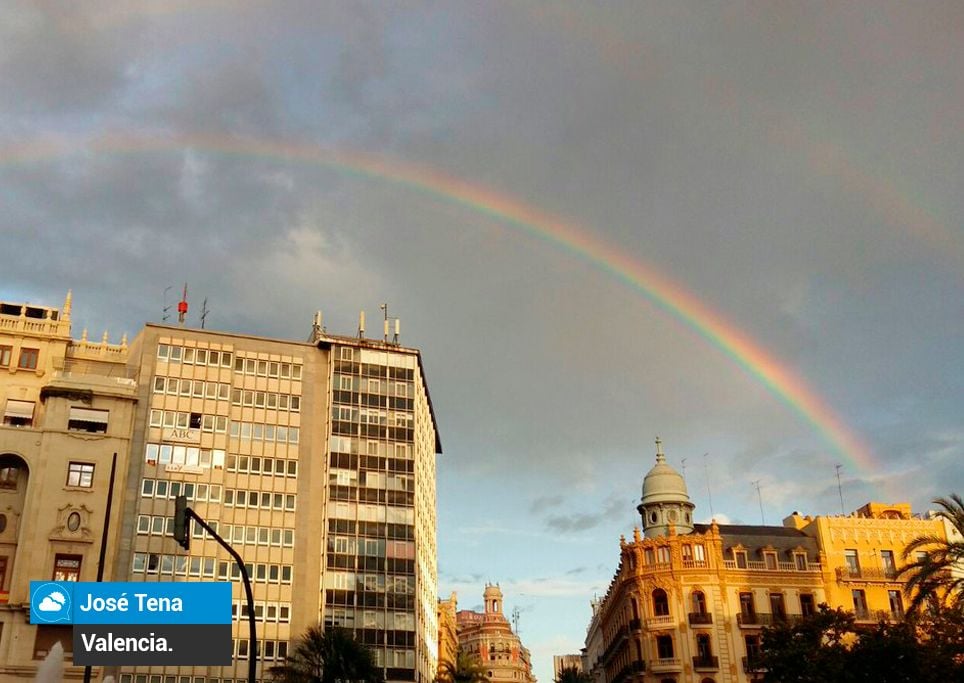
<box><xmin>173</xmin><ymin>495</ymin><xmax>191</xmax><ymax>551</ymax></box>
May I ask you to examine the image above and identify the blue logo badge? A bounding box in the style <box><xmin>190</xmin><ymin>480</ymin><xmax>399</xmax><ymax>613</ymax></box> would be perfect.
<box><xmin>31</xmin><ymin>582</ymin><xmax>73</xmax><ymax>623</ymax></box>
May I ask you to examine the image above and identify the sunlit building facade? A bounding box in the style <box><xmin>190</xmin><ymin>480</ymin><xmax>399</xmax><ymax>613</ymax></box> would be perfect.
<box><xmin>457</xmin><ymin>585</ymin><xmax>536</xmax><ymax>683</ymax></box>
<box><xmin>111</xmin><ymin>316</ymin><xmax>440</xmax><ymax>683</ymax></box>
<box><xmin>0</xmin><ymin>294</ymin><xmax>138</xmax><ymax>682</ymax></box>
<box><xmin>583</xmin><ymin>438</ymin><xmax>950</xmax><ymax>683</ymax></box>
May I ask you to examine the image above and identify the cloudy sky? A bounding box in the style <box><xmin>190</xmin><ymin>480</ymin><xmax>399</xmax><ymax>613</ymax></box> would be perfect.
<box><xmin>2</xmin><ymin>1</ymin><xmax>963</xmax><ymax>679</ymax></box>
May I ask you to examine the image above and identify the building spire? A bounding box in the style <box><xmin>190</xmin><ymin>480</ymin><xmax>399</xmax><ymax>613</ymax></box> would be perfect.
<box><xmin>63</xmin><ymin>289</ymin><xmax>73</xmax><ymax>320</ymax></box>
<box><xmin>655</xmin><ymin>436</ymin><xmax>665</xmax><ymax>464</ymax></box>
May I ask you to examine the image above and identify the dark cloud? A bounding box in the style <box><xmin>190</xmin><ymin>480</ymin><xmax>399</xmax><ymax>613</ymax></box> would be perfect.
<box><xmin>544</xmin><ymin>496</ymin><xmax>628</xmax><ymax>534</ymax></box>
<box><xmin>530</xmin><ymin>494</ymin><xmax>566</xmax><ymax>514</ymax></box>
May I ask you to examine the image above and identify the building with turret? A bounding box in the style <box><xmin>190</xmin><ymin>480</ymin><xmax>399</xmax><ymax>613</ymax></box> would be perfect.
<box><xmin>0</xmin><ymin>293</ymin><xmax>138</xmax><ymax>682</ymax></box>
<box><xmin>583</xmin><ymin>437</ymin><xmax>947</xmax><ymax>683</ymax></box>
<box><xmin>457</xmin><ymin>585</ymin><xmax>536</xmax><ymax>683</ymax></box>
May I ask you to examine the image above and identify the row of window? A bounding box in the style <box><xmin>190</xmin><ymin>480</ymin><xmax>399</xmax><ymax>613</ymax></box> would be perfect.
<box><xmin>229</xmin><ymin>421</ymin><xmax>300</xmax><ymax>443</ymax></box>
<box><xmin>323</xmin><ymin>607</ymin><xmax>416</xmax><ymax>630</ymax></box>
<box><xmin>2</xmin><ymin>402</ymin><xmax>108</xmax><ymax>432</ymax></box>
<box><xmin>149</xmin><ymin>410</ymin><xmax>227</xmax><ymax>432</ymax></box>
<box><xmin>144</xmin><ymin>443</ymin><xmax>227</xmax><ymax>468</ymax></box>
<box><xmin>327</xmin><ymin>501</ymin><xmax>416</xmax><ymax>525</ymax></box>
<box><xmin>130</xmin><ymin>553</ymin><xmax>293</xmax><ymax>583</ymax></box>
<box><xmin>120</xmin><ymin>676</ymin><xmax>275</xmax><ymax>683</ymax></box>
<box><xmin>231</xmin><ymin>389</ymin><xmax>301</xmax><ymax>411</ymax></box>
<box><xmin>0</xmin><ymin>345</ymin><xmax>38</xmax><ymax>369</ymax></box>
<box><xmin>157</xmin><ymin>345</ymin><xmax>234</xmax><ymax>368</ymax></box>
<box><xmin>327</xmin><ymin>537</ymin><xmax>416</xmax><ymax>559</ymax></box>
<box><xmin>330</xmin><ymin>469</ymin><xmax>413</xmax><ymax>491</ymax></box>
<box><xmin>141</xmin><ymin>478</ymin><xmax>223</xmax><ymax>502</ymax></box>
<box><xmin>152</xmin><ymin>377</ymin><xmax>231</xmax><ymax>401</ymax></box>
<box><xmin>236</xmin><ymin>638</ymin><xmax>290</xmax><ymax>661</ymax></box>
<box><xmin>224</xmin><ymin>488</ymin><xmax>296</xmax><ymax>511</ymax></box>
<box><xmin>232</xmin><ymin>356</ymin><xmax>303</xmax><ymax>380</ymax></box>
<box><xmin>232</xmin><ymin>601</ymin><xmax>291</xmax><ymax>622</ymax></box>
<box><xmin>324</xmin><ymin>571</ymin><xmax>416</xmax><ymax>594</ymax></box>
<box><xmin>335</xmin><ymin>374</ymin><xmax>413</xmax><ymax>398</ymax></box>
<box><xmin>220</xmin><ymin>524</ymin><xmax>295</xmax><ymax>547</ymax></box>
<box><xmin>333</xmin><ymin>406</ymin><xmax>414</xmax><ymax>427</ymax></box>
<box><xmin>226</xmin><ymin>455</ymin><xmax>298</xmax><ymax>477</ymax></box>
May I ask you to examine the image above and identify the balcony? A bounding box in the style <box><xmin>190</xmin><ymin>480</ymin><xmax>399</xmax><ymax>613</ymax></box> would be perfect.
<box><xmin>835</xmin><ymin>567</ymin><xmax>899</xmax><ymax>582</ymax></box>
<box><xmin>610</xmin><ymin>660</ymin><xmax>645</xmax><ymax>683</ymax></box>
<box><xmin>600</xmin><ymin>625</ymin><xmax>629</xmax><ymax>664</ymax></box>
<box><xmin>853</xmin><ymin>609</ymin><xmax>895</xmax><ymax>624</ymax></box>
<box><xmin>737</xmin><ymin>612</ymin><xmax>803</xmax><ymax>628</ymax></box>
<box><xmin>742</xmin><ymin>656</ymin><xmax>766</xmax><ymax>673</ymax></box>
<box><xmin>724</xmin><ymin>559</ymin><xmax>821</xmax><ymax>573</ymax></box>
<box><xmin>645</xmin><ymin>614</ymin><xmax>675</xmax><ymax>629</ymax></box>
<box><xmin>692</xmin><ymin>656</ymin><xmax>719</xmax><ymax>671</ymax></box>
<box><xmin>648</xmin><ymin>657</ymin><xmax>682</xmax><ymax>674</ymax></box>
<box><xmin>688</xmin><ymin>611</ymin><xmax>713</xmax><ymax>625</ymax></box>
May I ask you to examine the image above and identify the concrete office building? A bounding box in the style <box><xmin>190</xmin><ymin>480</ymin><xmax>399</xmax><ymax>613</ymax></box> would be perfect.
<box><xmin>0</xmin><ymin>294</ymin><xmax>138</xmax><ymax>682</ymax></box>
<box><xmin>112</xmin><ymin>311</ymin><xmax>440</xmax><ymax>683</ymax></box>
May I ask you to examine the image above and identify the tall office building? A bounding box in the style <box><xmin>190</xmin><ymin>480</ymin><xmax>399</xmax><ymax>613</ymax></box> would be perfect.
<box><xmin>113</xmin><ymin>313</ymin><xmax>440</xmax><ymax>683</ymax></box>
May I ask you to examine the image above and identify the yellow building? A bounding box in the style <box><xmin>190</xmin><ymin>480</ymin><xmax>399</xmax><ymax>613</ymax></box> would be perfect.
<box><xmin>438</xmin><ymin>592</ymin><xmax>459</xmax><ymax>680</ymax></box>
<box><xmin>584</xmin><ymin>438</ymin><xmax>955</xmax><ymax>683</ymax></box>
<box><xmin>784</xmin><ymin>501</ymin><xmax>947</xmax><ymax>622</ymax></box>
<box><xmin>111</xmin><ymin>313</ymin><xmax>441</xmax><ymax>683</ymax></box>
<box><xmin>0</xmin><ymin>294</ymin><xmax>138</xmax><ymax>682</ymax></box>
<box><xmin>457</xmin><ymin>585</ymin><xmax>536</xmax><ymax>683</ymax></box>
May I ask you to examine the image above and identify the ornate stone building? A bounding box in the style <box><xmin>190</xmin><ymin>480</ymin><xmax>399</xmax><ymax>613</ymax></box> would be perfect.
<box><xmin>438</xmin><ymin>592</ymin><xmax>459</xmax><ymax>680</ymax></box>
<box><xmin>584</xmin><ymin>438</ymin><xmax>948</xmax><ymax>683</ymax></box>
<box><xmin>457</xmin><ymin>585</ymin><xmax>536</xmax><ymax>683</ymax></box>
<box><xmin>0</xmin><ymin>293</ymin><xmax>138</xmax><ymax>682</ymax></box>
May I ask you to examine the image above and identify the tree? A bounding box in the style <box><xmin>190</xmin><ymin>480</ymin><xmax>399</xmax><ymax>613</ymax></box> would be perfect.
<box><xmin>554</xmin><ymin>665</ymin><xmax>590</xmax><ymax>683</ymax></box>
<box><xmin>898</xmin><ymin>493</ymin><xmax>964</xmax><ymax>614</ymax></box>
<box><xmin>758</xmin><ymin>605</ymin><xmax>853</xmax><ymax>682</ymax></box>
<box><xmin>268</xmin><ymin>626</ymin><xmax>383</xmax><ymax>683</ymax></box>
<box><xmin>436</xmin><ymin>649</ymin><xmax>488</xmax><ymax>683</ymax></box>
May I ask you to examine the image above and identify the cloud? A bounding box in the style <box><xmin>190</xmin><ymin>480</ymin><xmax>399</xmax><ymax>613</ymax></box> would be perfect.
<box><xmin>529</xmin><ymin>494</ymin><xmax>565</xmax><ymax>514</ymax></box>
<box><xmin>543</xmin><ymin>495</ymin><xmax>629</xmax><ymax>533</ymax></box>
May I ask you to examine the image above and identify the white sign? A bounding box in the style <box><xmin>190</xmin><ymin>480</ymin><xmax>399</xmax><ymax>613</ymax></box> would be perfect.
<box><xmin>165</xmin><ymin>464</ymin><xmax>204</xmax><ymax>475</ymax></box>
<box><xmin>162</xmin><ymin>428</ymin><xmax>201</xmax><ymax>444</ymax></box>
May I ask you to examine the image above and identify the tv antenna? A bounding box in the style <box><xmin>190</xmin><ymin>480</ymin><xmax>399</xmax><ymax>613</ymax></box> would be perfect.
<box><xmin>835</xmin><ymin>464</ymin><xmax>845</xmax><ymax>515</ymax></box>
<box><xmin>703</xmin><ymin>453</ymin><xmax>715</xmax><ymax>518</ymax></box>
<box><xmin>200</xmin><ymin>297</ymin><xmax>210</xmax><ymax>329</ymax></box>
<box><xmin>752</xmin><ymin>480</ymin><xmax>765</xmax><ymax>524</ymax></box>
<box><xmin>162</xmin><ymin>285</ymin><xmax>173</xmax><ymax>322</ymax></box>
<box><xmin>379</xmin><ymin>303</ymin><xmax>401</xmax><ymax>344</ymax></box>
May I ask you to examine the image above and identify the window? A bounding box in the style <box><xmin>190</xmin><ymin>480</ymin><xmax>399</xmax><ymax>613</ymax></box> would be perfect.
<box><xmin>3</xmin><ymin>399</ymin><xmax>35</xmax><ymax>427</ymax></box>
<box><xmin>652</xmin><ymin>589</ymin><xmax>669</xmax><ymax>617</ymax></box>
<box><xmin>888</xmin><ymin>590</ymin><xmax>904</xmax><ymax>618</ymax></box>
<box><xmin>739</xmin><ymin>592</ymin><xmax>755</xmax><ymax>618</ymax></box>
<box><xmin>852</xmin><ymin>589</ymin><xmax>868</xmax><ymax>617</ymax></box>
<box><xmin>0</xmin><ymin>556</ymin><xmax>7</xmax><ymax>590</ymax></box>
<box><xmin>66</xmin><ymin>462</ymin><xmax>95</xmax><ymax>487</ymax></box>
<box><xmin>0</xmin><ymin>461</ymin><xmax>24</xmax><ymax>489</ymax></box>
<box><xmin>800</xmin><ymin>594</ymin><xmax>815</xmax><ymax>617</ymax></box>
<box><xmin>696</xmin><ymin>633</ymin><xmax>712</xmax><ymax>659</ymax></box>
<box><xmin>734</xmin><ymin>550</ymin><xmax>747</xmax><ymax>568</ymax></box>
<box><xmin>794</xmin><ymin>553</ymin><xmax>808</xmax><ymax>570</ymax></box>
<box><xmin>880</xmin><ymin>550</ymin><xmax>896</xmax><ymax>577</ymax></box>
<box><xmin>769</xmin><ymin>593</ymin><xmax>786</xmax><ymax>621</ymax></box>
<box><xmin>53</xmin><ymin>554</ymin><xmax>82</xmax><ymax>581</ymax></box>
<box><xmin>844</xmin><ymin>549</ymin><xmax>860</xmax><ymax>577</ymax></box>
<box><xmin>656</xmin><ymin>634</ymin><xmax>674</xmax><ymax>659</ymax></box>
<box><xmin>68</xmin><ymin>407</ymin><xmax>109</xmax><ymax>433</ymax></box>
<box><xmin>692</xmin><ymin>590</ymin><xmax>707</xmax><ymax>615</ymax></box>
<box><xmin>0</xmin><ymin>345</ymin><xmax>12</xmax><ymax>367</ymax></box>
<box><xmin>764</xmin><ymin>552</ymin><xmax>777</xmax><ymax>570</ymax></box>
<box><xmin>18</xmin><ymin>348</ymin><xmax>39</xmax><ymax>369</ymax></box>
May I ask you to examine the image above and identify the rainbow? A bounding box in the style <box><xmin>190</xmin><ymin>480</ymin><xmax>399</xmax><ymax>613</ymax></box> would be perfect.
<box><xmin>1</xmin><ymin>132</ymin><xmax>878</xmax><ymax>477</ymax></box>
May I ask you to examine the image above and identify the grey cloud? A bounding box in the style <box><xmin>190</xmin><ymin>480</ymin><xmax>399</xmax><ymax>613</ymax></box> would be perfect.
<box><xmin>544</xmin><ymin>496</ymin><xmax>627</xmax><ymax>534</ymax></box>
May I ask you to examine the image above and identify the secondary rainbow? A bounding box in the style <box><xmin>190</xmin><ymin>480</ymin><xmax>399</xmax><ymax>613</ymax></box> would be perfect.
<box><xmin>1</xmin><ymin>132</ymin><xmax>878</xmax><ymax>476</ymax></box>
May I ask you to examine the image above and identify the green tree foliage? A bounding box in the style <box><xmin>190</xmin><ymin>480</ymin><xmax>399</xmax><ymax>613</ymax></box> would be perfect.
<box><xmin>268</xmin><ymin>626</ymin><xmax>383</xmax><ymax>683</ymax></box>
<box><xmin>898</xmin><ymin>494</ymin><xmax>964</xmax><ymax>613</ymax></box>
<box><xmin>554</xmin><ymin>665</ymin><xmax>590</xmax><ymax>683</ymax></box>
<box><xmin>436</xmin><ymin>649</ymin><xmax>488</xmax><ymax>683</ymax></box>
<box><xmin>758</xmin><ymin>603</ymin><xmax>964</xmax><ymax>683</ymax></box>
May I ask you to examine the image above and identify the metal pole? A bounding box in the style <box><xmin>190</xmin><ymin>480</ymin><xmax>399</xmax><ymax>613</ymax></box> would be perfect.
<box><xmin>187</xmin><ymin>509</ymin><xmax>258</xmax><ymax>683</ymax></box>
<box><xmin>84</xmin><ymin>452</ymin><xmax>117</xmax><ymax>683</ymax></box>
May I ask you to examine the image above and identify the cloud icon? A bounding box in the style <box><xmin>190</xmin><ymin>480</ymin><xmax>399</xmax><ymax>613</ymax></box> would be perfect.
<box><xmin>39</xmin><ymin>593</ymin><xmax>66</xmax><ymax>612</ymax></box>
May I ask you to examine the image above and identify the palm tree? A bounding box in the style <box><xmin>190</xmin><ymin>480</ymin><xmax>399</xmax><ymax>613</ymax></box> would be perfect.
<box><xmin>554</xmin><ymin>665</ymin><xmax>590</xmax><ymax>683</ymax></box>
<box><xmin>437</xmin><ymin>649</ymin><xmax>488</xmax><ymax>683</ymax></box>
<box><xmin>899</xmin><ymin>494</ymin><xmax>964</xmax><ymax>614</ymax></box>
<box><xmin>268</xmin><ymin>626</ymin><xmax>384</xmax><ymax>683</ymax></box>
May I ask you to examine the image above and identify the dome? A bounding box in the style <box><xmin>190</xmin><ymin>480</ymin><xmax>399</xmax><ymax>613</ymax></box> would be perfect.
<box><xmin>640</xmin><ymin>438</ymin><xmax>691</xmax><ymax>505</ymax></box>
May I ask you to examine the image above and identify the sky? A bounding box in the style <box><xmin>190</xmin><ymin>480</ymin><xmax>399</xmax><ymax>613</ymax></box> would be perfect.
<box><xmin>2</xmin><ymin>2</ymin><xmax>963</xmax><ymax>681</ymax></box>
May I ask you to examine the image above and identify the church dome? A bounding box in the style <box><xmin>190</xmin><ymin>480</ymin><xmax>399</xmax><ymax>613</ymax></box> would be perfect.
<box><xmin>641</xmin><ymin>438</ymin><xmax>690</xmax><ymax>505</ymax></box>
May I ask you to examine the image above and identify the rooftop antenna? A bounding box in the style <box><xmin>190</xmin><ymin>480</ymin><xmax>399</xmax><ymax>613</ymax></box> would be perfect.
<box><xmin>380</xmin><ymin>303</ymin><xmax>401</xmax><ymax>344</ymax></box>
<box><xmin>162</xmin><ymin>285</ymin><xmax>173</xmax><ymax>322</ymax></box>
<box><xmin>681</xmin><ymin>457</ymin><xmax>687</xmax><ymax>479</ymax></box>
<box><xmin>703</xmin><ymin>453</ymin><xmax>715</xmax><ymax>518</ymax></box>
<box><xmin>200</xmin><ymin>297</ymin><xmax>209</xmax><ymax>329</ymax></box>
<box><xmin>380</xmin><ymin>303</ymin><xmax>389</xmax><ymax>341</ymax></box>
<box><xmin>752</xmin><ymin>480</ymin><xmax>765</xmax><ymax>524</ymax></box>
<box><xmin>177</xmin><ymin>283</ymin><xmax>188</xmax><ymax>326</ymax></box>
<box><xmin>835</xmin><ymin>464</ymin><xmax>846</xmax><ymax>515</ymax></box>
<box><xmin>358</xmin><ymin>310</ymin><xmax>366</xmax><ymax>338</ymax></box>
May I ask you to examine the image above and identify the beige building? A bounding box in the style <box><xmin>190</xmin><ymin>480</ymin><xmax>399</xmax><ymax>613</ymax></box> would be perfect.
<box><xmin>0</xmin><ymin>294</ymin><xmax>138</xmax><ymax>682</ymax></box>
<box><xmin>112</xmin><ymin>313</ymin><xmax>440</xmax><ymax>683</ymax></box>
<box><xmin>457</xmin><ymin>585</ymin><xmax>535</xmax><ymax>683</ymax></box>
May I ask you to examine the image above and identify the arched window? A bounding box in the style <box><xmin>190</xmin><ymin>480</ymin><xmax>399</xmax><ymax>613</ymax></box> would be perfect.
<box><xmin>691</xmin><ymin>590</ymin><xmax>707</xmax><ymax>615</ymax></box>
<box><xmin>696</xmin><ymin>633</ymin><xmax>712</xmax><ymax>659</ymax></box>
<box><xmin>0</xmin><ymin>455</ymin><xmax>27</xmax><ymax>490</ymax></box>
<box><xmin>652</xmin><ymin>589</ymin><xmax>669</xmax><ymax>617</ymax></box>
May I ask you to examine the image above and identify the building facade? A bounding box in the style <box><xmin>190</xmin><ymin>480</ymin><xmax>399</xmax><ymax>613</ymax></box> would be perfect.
<box><xmin>457</xmin><ymin>585</ymin><xmax>536</xmax><ymax>683</ymax></box>
<box><xmin>0</xmin><ymin>294</ymin><xmax>138</xmax><ymax>682</ymax></box>
<box><xmin>438</xmin><ymin>592</ymin><xmax>459</xmax><ymax>681</ymax></box>
<box><xmin>584</xmin><ymin>438</ymin><xmax>947</xmax><ymax>683</ymax></box>
<box><xmin>106</xmin><ymin>315</ymin><xmax>440</xmax><ymax>683</ymax></box>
